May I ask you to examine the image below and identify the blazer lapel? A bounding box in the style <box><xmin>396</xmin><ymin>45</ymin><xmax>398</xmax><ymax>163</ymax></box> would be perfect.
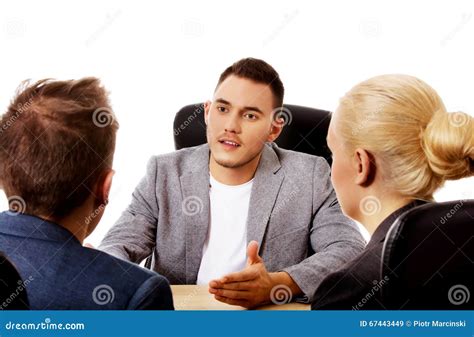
<box><xmin>180</xmin><ymin>144</ymin><xmax>211</xmax><ymax>284</ymax></box>
<box><xmin>246</xmin><ymin>143</ymin><xmax>284</xmax><ymax>253</ymax></box>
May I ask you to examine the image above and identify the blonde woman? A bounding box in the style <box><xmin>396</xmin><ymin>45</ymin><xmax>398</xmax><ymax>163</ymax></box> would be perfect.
<box><xmin>311</xmin><ymin>74</ymin><xmax>473</xmax><ymax>309</ymax></box>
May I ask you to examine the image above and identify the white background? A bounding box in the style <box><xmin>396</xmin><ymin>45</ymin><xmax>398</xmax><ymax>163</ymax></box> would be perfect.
<box><xmin>1</xmin><ymin>0</ymin><xmax>473</xmax><ymax>245</ymax></box>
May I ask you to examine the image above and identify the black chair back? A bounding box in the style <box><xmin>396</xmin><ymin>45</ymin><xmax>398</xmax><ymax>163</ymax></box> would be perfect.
<box><xmin>381</xmin><ymin>200</ymin><xmax>474</xmax><ymax>309</ymax></box>
<box><xmin>0</xmin><ymin>252</ymin><xmax>29</xmax><ymax>309</ymax></box>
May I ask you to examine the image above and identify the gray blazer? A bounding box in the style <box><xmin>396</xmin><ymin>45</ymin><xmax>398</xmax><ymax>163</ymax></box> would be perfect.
<box><xmin>100</xmin><ymin>143</ymin><xmax>365</xmax><ymax>302</ymax></box>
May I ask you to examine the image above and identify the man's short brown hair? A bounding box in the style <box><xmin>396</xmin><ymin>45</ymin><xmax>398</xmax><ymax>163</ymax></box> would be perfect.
<box><xmin>0</xmin><ymin>77</ymin><xmax>118</xmax><ymax>218</ymax></box>
<box><xmin>216</xmin><ymin>58</ymin><xmax>285</xmax><ymax>108</ymax></box>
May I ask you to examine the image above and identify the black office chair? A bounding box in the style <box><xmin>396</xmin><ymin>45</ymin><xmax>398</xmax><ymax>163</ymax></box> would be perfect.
<box><xmin>173</xmin><ymin>103</ymin><xmax>332</xmax><ymax>164</ymax></box>
<box><xmin>0</xmin><ymin>252</ymin><xmax>29</xmax><ymax>309</ymax></box>
<box><xmin>381</xmin><ymin>200</ymin><xmax>474</xmax><ymax>309</ymax></box>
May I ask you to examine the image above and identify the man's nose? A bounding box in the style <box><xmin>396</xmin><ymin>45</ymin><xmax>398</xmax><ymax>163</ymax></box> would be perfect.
<box><xmin>224</xmin><ymin>112</ymin><xmax>241</xmax><ymax>134</ymax></box>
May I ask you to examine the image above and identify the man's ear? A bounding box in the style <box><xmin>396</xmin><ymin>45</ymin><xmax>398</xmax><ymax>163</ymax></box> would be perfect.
<box><xmin>94</xmin><ymin>169</ymin><xmax>115</xmax><ymax>208</ymax></box>
<box><xmin>267</xmin><ymin>109</ymin><xmax>285</xmax><ymax>142</ymax></box>
<box><xmin>353</xmin><ymin>148</ymin><xmax>374</xmax><ymax>186</ymax></box>
<box><xmin>204</xmin><ymin>100</ymin><xmax>212</xmax><ymax>126</ymax></box>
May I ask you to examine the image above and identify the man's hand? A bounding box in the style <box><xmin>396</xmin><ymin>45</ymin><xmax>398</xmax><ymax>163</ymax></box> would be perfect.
<box><xmin>208</xmin><ymin>241</ymin><xmax>302</xmax><ymax>308</ymax></box>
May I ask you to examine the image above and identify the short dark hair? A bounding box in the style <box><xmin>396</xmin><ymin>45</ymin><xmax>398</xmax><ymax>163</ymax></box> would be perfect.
<box><xmin>0</xmin><ymin>77</ymin><xmax>118</xmax><ymax>218</ymax></box>
<box><xmin>216</xmin><ymin>58</ymin><xmax>284</xmax><ymax>108</ymax></box>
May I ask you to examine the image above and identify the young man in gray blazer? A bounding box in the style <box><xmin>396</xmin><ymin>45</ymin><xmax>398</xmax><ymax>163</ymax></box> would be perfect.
<box><xmin>100</xmin><ymin>58</ymin><xmax>365</xmax><ymax>308</ymax></box>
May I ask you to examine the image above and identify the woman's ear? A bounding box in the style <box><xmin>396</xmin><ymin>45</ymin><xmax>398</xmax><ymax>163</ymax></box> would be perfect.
<box><xmin>353</xmin><ymin>148</ymin><xmax>374</xmax><ymax>186</ymax></box>
<box><xmin>204</xmin><ymin>100</ymin><xmax>211</xmax><ymax>126</ymax></box>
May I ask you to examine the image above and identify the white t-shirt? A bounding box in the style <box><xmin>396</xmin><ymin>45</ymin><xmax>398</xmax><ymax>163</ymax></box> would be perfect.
<box><xmin>196</xmin><ymin>174</ymin><xmax>253</xmax><ymax>285</ymax></box>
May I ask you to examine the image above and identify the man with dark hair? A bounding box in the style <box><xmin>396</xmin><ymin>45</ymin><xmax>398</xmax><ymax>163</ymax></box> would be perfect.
<box><xmin>0</xmin><ymin>78</ymin><xmax>173</xmax><ymax>309</ymax></box>
<box><xmin>100</xmin><ymin>58</ymin><xmax>365</xmax><ymax>308</ymax></box>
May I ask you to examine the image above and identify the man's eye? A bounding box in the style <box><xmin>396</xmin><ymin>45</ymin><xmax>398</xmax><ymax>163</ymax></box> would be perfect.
<box><xmin>244</xmin><ymin>113</ymin><xmax>257</xmax><ymax>120</ymax></box>
<box><xmin>217</xmin><ymin>106</ymin><xmax>228</xmax><ymax>113</ymax></box>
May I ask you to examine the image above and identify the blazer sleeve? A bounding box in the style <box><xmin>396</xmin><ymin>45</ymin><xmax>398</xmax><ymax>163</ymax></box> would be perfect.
<box><xmin>282</xmin><ymin>157</ymin><xmax>366</xmax><ymax>303</ymax></box>
<box><xmin>127</xmin><ymin>274</ymin><xmax>174</xmax><ymax>310</ymax></box>
<box><xmin>99</xmin><ymin>157</ymin><xmax>159</xmax><ymax>263</ymax></box>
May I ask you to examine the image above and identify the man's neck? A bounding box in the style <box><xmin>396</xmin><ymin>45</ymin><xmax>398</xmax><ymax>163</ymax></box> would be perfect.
<box><xmin>209</xmin><ymin>154</ymin><xmax>261</xmax><ymax>186</ymax></box>
<box><xmin>39</xmin><ymin>203</ymin><xmax>94</xmax><ymax>244</ymax></box>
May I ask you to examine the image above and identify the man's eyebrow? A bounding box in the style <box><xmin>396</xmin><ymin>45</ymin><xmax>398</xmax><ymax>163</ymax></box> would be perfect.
<box><xmin>215</xmin><ymin>98</ymin><xmax>231</xmax><ymax>105</ymax></box>
<box><xmin>215</xmin><ymin>98</ymin><xmax>264</xmax><ymax>114</ymax></box>
<box><xmin>242</xmin><ymin>106</ymin><xmax>264</xmax><ymax>114</ymax></box>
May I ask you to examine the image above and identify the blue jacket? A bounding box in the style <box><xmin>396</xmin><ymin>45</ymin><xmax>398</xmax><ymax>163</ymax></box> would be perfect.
<box><xmin>0</xmin><ymin>212</ymin><xmax>174</xmax><ymax>310</ymax></box>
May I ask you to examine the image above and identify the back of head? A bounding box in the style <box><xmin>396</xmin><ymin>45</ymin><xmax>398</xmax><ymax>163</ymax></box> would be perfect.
<box><xmin>0</xmin><ymin>78</ymin><xmax>119</xmax><ymax>218</ymax></box>
<box><xmin>337</xmin><ymin>74</ymin><xmax>473</xmax><ymax>200</ymax></box>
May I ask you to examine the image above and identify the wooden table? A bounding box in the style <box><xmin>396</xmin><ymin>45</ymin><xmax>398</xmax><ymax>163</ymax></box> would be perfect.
<box><xmin>171</xmin><ymin>285</ymin><xmax>310</xmax><ymax>310</ymax></box>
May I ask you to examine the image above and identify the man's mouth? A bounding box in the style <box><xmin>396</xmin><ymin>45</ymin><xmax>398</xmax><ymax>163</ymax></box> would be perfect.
<box><xmin>218</xmin><ymin>139</ymin><xmax>241</xmax><ymax>147</ymax></box>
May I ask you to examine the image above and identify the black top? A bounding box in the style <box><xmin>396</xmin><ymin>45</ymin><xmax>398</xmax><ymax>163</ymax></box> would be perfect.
<box><xmin>311</xmin><ymin>200</ymin><xmax>426</xmax><ymax>310</ymax></box>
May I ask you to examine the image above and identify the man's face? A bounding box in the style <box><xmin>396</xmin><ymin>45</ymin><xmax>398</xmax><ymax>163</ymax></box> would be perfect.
<box><xmin>205</xmin><ymin>75</ymin><xmax>281</xmax><ymax>169</ymax></box>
